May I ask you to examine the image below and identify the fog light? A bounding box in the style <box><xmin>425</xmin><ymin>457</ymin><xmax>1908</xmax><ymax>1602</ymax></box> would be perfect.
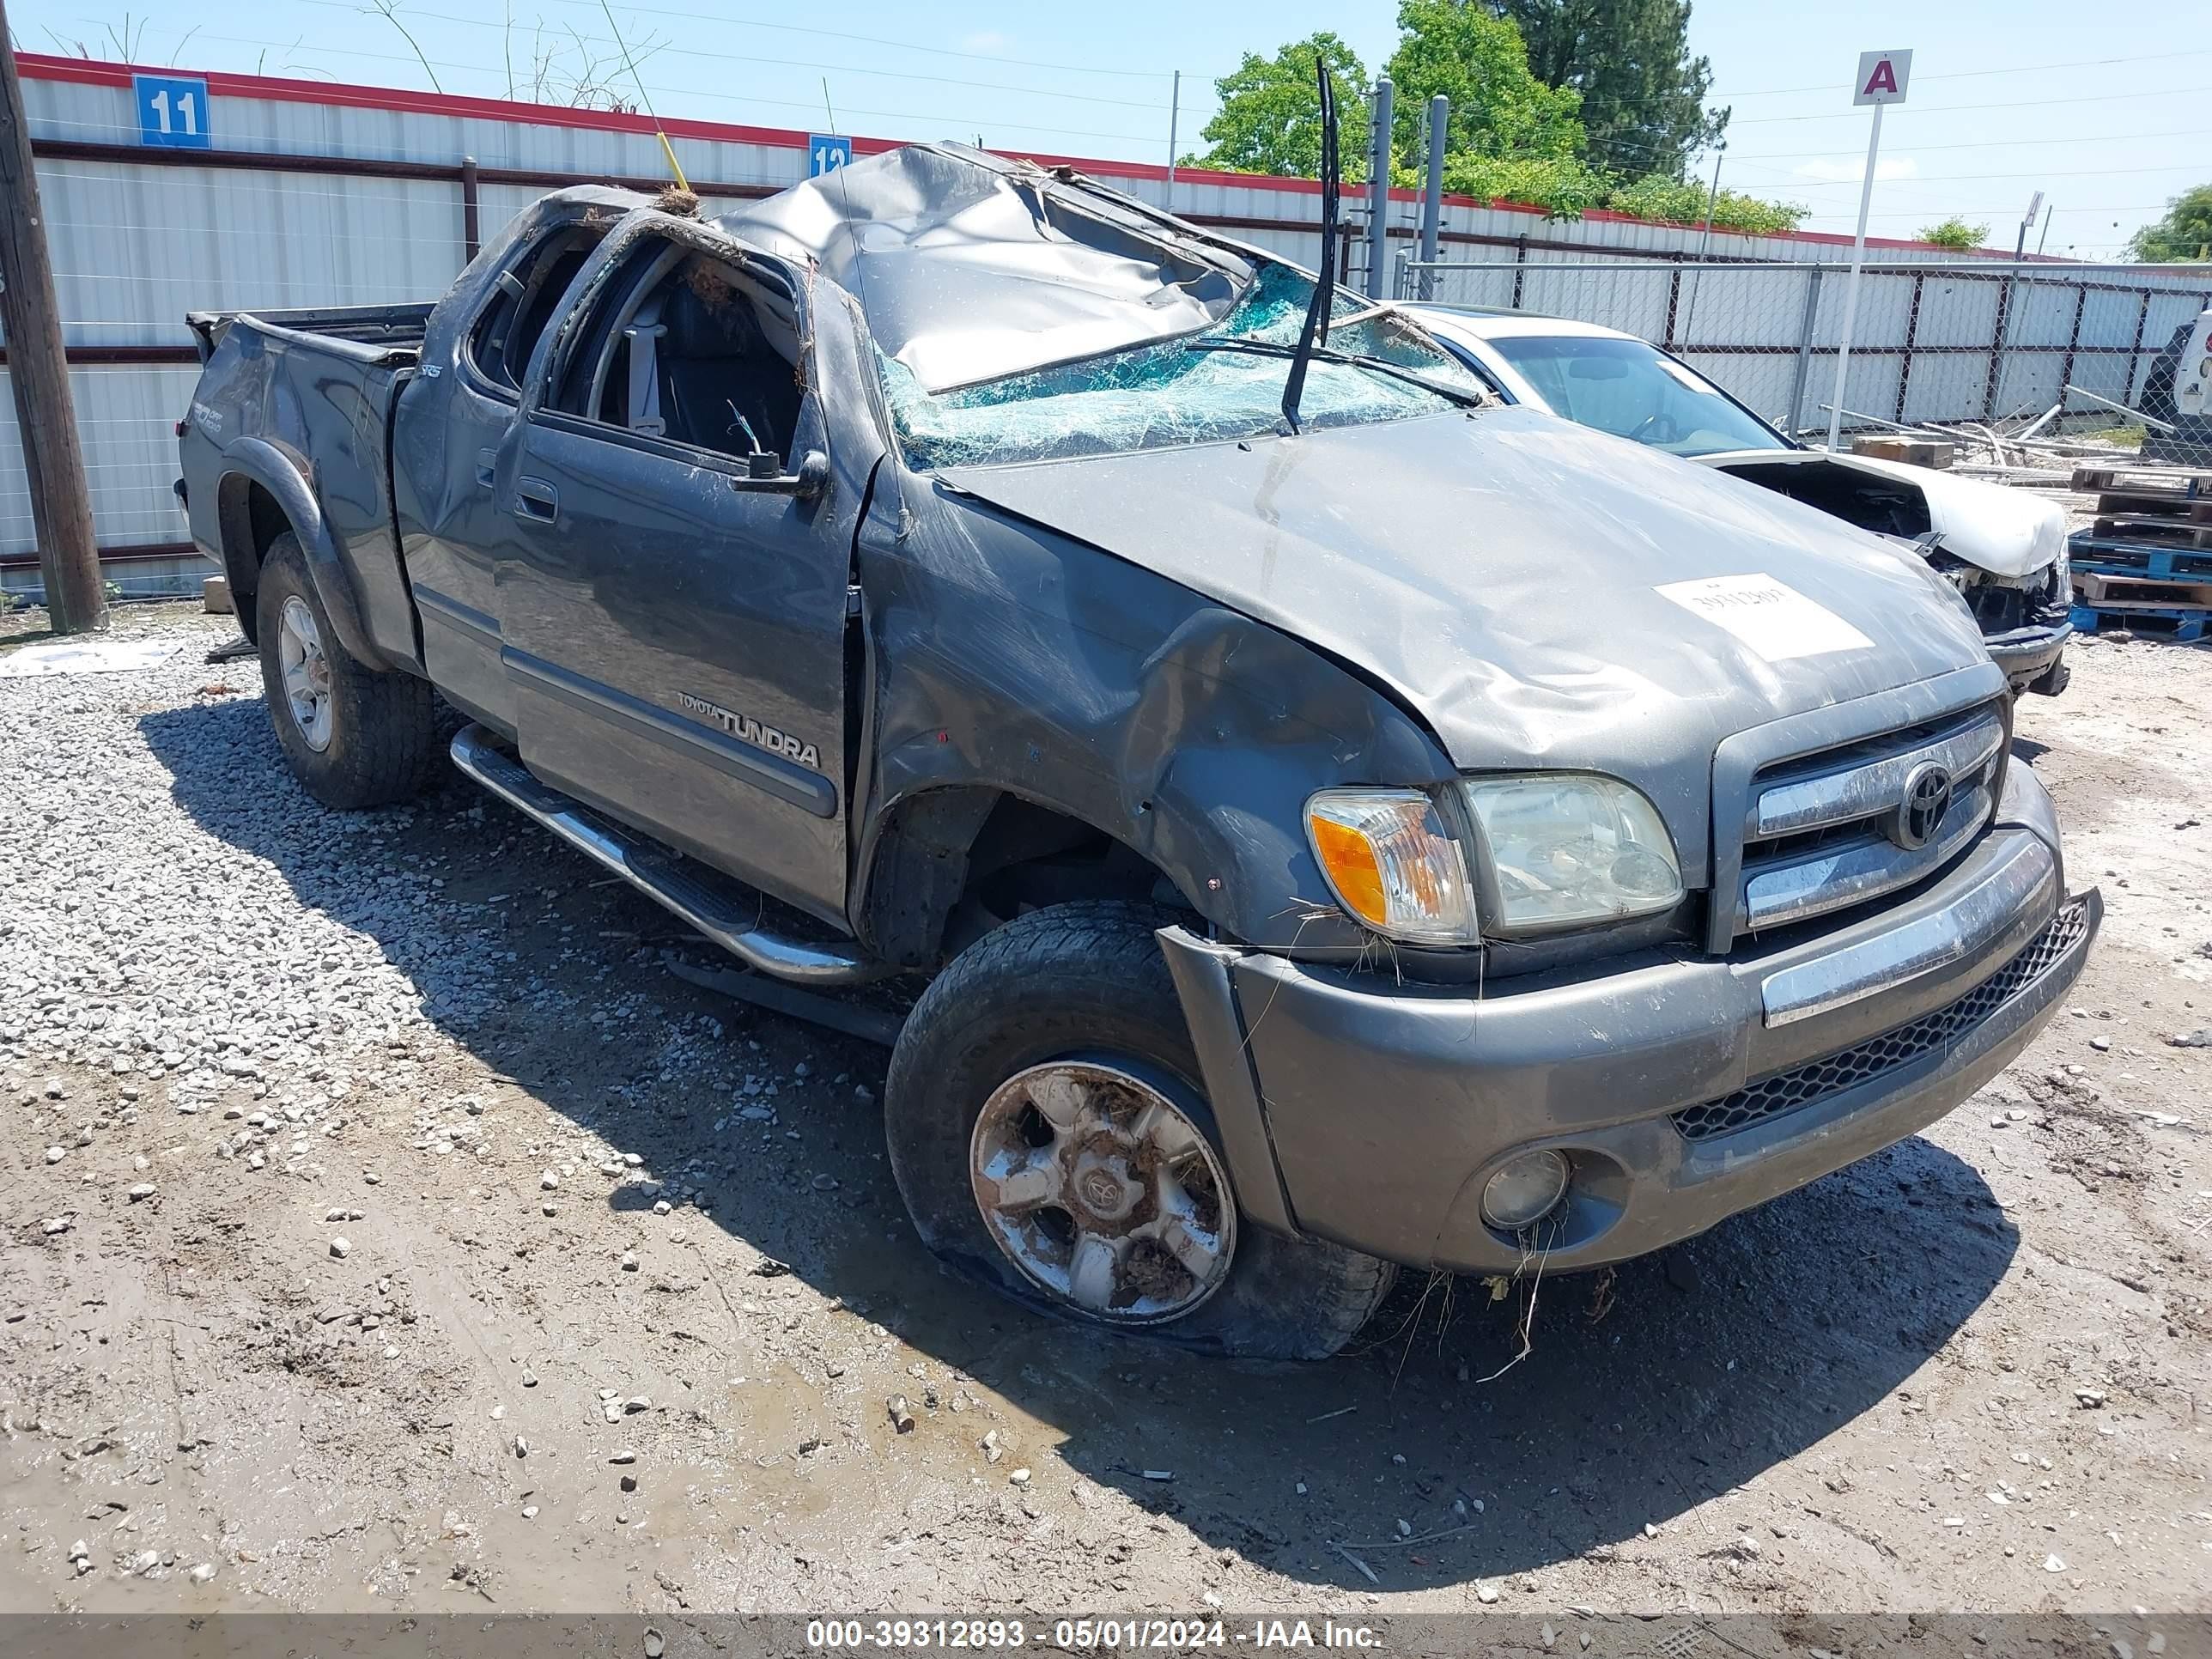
<box><xmin>1480</xmin><ymin>1150</ymin><xmax>1570</xmax><ymax>1231</ymax></box>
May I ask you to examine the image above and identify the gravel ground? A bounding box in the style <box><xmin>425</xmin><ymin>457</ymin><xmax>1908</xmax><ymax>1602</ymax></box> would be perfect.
<box><xmin>2</xmin><ymin>601</ymin><xmax>2209</xmax><ymax>1617</ymax></box>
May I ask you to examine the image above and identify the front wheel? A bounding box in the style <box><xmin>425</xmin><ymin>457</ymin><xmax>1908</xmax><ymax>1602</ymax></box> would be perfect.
<box><xmin>884</xmin><ymin>902</ymin><xmax>1396</xmax><ymax>1358</ymax></box>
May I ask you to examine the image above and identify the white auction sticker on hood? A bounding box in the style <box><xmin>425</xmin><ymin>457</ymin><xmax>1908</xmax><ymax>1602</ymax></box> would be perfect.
<box><xmin>1655</xmin><ymin>573</ymin><xmax>1875</xmax><ymax>662</ymax></box>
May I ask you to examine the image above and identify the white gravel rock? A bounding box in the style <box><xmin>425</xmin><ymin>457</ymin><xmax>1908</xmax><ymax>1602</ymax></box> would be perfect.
<box><xmin>0</xmin><ymin>615</ymin><xmax>589</xmax><ymax>1158</ymax></box>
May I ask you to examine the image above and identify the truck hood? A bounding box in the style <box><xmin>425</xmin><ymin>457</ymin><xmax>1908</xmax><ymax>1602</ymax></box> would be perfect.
<box><xmin>940</xmin><ymin>407</ymin><xmax>1996</xmax><ymax>873</ymax></box>
<box><xmin>1697</xmin><ymin>448</ymin><xmax>2067</xmax><ymax>580</ymax></box>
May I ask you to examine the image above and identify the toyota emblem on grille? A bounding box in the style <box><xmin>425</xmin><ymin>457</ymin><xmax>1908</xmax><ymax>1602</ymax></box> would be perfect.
<box><xmin>1893</xmin><ymin>761</ymin><xmax>1953</xmax><ymax>850</ymax></box>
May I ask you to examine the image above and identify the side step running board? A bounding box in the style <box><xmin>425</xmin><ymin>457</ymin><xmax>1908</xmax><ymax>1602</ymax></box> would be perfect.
<box><xmin>449</xmin><ymin>726</ymin><xmax>890</xmax><ymax>987</ymax></box>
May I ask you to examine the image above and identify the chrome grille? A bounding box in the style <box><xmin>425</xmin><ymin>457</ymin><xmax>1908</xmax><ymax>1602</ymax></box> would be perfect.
<box><xmin>1729</xmin><ymin>702</ymin><xmax>2008</xmax><ymax>939</ymax></box>
<box><xmin>1672</xmin><ymin>896</ymin><xmax>2089</xmax><ymax>1143</ymax></box>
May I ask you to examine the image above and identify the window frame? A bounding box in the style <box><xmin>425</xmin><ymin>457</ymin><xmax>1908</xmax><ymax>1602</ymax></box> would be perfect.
<box><xmin>458</xmin><ymin>221</ymin><xmax>609</xmax><ymax>404</ymax></box>
<box><xmin>526</xmin><ymin>222</ymin><xmax>818</xmax><ymax>482</ymax></box>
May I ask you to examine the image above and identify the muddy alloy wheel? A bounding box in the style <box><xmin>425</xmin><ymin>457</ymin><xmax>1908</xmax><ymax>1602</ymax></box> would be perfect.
<box><xmin>276</xmin><ymin>593</ymin><xmax>335</xmax><ymax>751</ymax></box>
<box><xmin>969</xmin><ymin>1060</ymin><xmax>1237</xmax><ymax>1324</ymax></box>
<box><xmin>885</xmin><ymin>901</ymin><xmax>1398</xmax><ymax>1359</ymax></box>
<box><xmin>253</xmin><ymin>532</ymin><xmax>441</xmax><ymax>810</ymax></box>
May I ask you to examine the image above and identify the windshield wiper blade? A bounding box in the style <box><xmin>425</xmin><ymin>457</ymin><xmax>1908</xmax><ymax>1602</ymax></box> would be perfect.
<box><xmin>1280</xmin><ymin>58</ymin><xmax>1339</xmax><ymax>435</ymax></box>
<box><xmin>1191</xmin><ymin>337</ymin><xmax>1492</xmax><ymax>410</ymax></box>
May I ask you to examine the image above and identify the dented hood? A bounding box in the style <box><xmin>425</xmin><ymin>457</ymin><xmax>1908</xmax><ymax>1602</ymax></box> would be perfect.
<box><xmin>941</xmin><ymin>407</ymin><xmax>1996</xmax><ymax>862</ymax></box>
<box><xmin>1699</xmin><ymin>448</ymin><xmax>2067</xmax><ymax>579</ymax></box>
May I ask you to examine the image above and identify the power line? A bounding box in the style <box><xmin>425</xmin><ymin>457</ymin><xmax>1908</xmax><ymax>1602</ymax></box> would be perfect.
<box><xmin>1705</xmin><ymin>44</ymin><xmax>2212</xmax><ymax>100</ymax></box>
<box><xmin>1725</xmin><ymin>158</ymin><xmax>2207</xmax><ymax>188</ymax></box>
<box><xmin>1731</xmin><ymin>125</ymin><xmax>2212</xmax><ymax>163</ymax></box>
<box><xmin>285</xmin><ymin>0</ymin><xmax>1179</xmax><ymax>110</ymax></box>
<box><xmin>545</xmin><ymin>0</ymin><xmax>1173</xmax><ymax>81</ymax></box>
<box><xmin>1729</xmin><ymin>83</ymin><xmax>2205</xmax><ymax>124</ymax></box>
<box><xmin>167</xmin><ymin>32</ymin><xmax>1176</xmax><ymax>144</ymax></box>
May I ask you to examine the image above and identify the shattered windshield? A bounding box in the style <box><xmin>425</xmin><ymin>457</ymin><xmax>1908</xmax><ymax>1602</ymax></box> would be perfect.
<box><xmin>883</xmin><ymin>266</ymin><xmax>1486</xmax><ymax>469</ymax></box>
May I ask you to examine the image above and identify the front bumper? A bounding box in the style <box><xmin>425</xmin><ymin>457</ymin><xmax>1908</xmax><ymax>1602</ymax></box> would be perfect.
<box><xmin>1162</xmin><ymin>773</ymin><xmax>2098</xmax><ymax>1277</ymax></box>
<box><xmin>1985</xmin><ymin>619</ymin><xmax>2070</xmax><ymax>695</ymax></box>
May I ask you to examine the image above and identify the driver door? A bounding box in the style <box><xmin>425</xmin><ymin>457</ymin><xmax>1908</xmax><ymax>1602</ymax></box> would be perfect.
<box><xmin>494</xmin><ymin>228</ymin><xmax>857</xmax><ymax>928</ymax></box>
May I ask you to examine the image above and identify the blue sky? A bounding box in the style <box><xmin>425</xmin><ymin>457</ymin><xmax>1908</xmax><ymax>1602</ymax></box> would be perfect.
<box><xmin>10</xmin><ymin>0</ymin><xmax>2206</xmax><ymax>258</ymax></box>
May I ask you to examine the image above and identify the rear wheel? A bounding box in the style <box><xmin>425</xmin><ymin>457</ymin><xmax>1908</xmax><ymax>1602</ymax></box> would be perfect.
<box><xmin>884</xmin><ymin>902</ymin><xmax>1396</xmax><ymax>1358</ymax></box>
<box><xmin>256</xmin><ymin>533</ymin><xmax>438</xmax><ymax>809</ymax></box>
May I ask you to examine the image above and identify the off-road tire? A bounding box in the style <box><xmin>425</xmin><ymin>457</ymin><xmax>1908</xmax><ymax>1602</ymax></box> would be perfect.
<box><xmin>884</xmin><ymin>901</ymin><xmax>1396</xmax><ymax>1359</ymax></box>
<box><xmin>256</xmin><ymin>533</ymin><xmax>439</xmax><ymax>810</ymax></box>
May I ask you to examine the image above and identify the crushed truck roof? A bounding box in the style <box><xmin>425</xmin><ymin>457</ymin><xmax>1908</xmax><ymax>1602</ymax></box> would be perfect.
<box><xmin>718</xmin><ymin>143</ymin><xmax>1258</xmax><ymax>392</ymax></box>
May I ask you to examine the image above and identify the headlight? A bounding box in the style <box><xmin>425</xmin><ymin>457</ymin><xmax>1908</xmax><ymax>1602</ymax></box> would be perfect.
<box><xmin>1461</xmin><ymin>774</ymin><xmax>1683</xmax><ymax>933</ymax></box>
<box><xmin>1305</xmin><ymin>789</ymin><xmax>1479</xmax><ymax>944</ymax></box>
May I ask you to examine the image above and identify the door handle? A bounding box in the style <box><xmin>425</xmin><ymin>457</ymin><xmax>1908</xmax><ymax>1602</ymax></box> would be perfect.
<box><xmin>512</xmin><ymin>478</ymin><xmax>557</xmax><ymax>523</ymax></box>
<box><xmin>476</xmin><ymin>447</ymin><xmax>497</xmax><ymax>489</ymax></box>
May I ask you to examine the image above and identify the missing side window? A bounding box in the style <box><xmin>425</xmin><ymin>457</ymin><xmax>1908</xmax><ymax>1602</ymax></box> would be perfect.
<box><xmin>559</xmin><ymin>247</ymin><xmax>805</xmax><ymax>465</ymax></box>
<box><xmin>468</xmin><ymin>224</ymin><xmax>609</xmax><ymax>395</ymax></box>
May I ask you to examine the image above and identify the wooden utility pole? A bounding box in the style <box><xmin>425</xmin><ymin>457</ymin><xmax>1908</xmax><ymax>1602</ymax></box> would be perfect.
<box><xmin>0</xmin><ymin>8</ymin><xmax>107</xmax><ymax>633</ymax></box>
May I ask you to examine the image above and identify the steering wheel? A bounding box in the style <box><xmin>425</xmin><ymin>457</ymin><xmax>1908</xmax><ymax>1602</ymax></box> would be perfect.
<box><xmin>1628</xmin><ymin>409</ymin><xmax>1682</xmax><ymax>445</ymax></box>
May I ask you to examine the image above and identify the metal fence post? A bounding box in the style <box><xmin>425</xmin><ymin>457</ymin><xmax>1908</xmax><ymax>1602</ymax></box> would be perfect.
<box><xmin>1785</xmin><ymin>265</ymin><xmax>1826</xmax><ymax>438</ymax></box>
<box><xmin>1416</xmin><ymin>94</ymin><xmax>1446</xmax><ymax>301</ymax></box>
<box><xmin>2124</xmin><ymin>290</ymin><xmax>2153</xmax><ymax>404</ymax></box>
<box><xmin>1365</xmin><ymin>77</ymin><xmax>1393</xmax><ymax>301</ymax></box>
<box><xmin>2057</xmin><ymin>282</ymin><xmax>2088</xmax><ymax>418</ymax></box>
<box><xmin>461</xmin><ymin>154</ymin><xmax>480</xmax><ymax>261</ymax></box>
<box><xmin>1893</xmin><ymin>270</ymin><xmax>1925</xmax><ymax>422</ymax></box>
<box><xmin>1984</xmin><ymin>265</ymin><xmax>2018</xmax><ymax>422</ymax></box>
<box><xmin>1393</xmin><ymin>251</ymin><xmax>1410</xmax><ymax>302</ymax></box>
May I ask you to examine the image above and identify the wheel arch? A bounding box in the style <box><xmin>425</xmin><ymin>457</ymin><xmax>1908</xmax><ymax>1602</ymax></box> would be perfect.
<box><xmin>854</xmin><ymin>782</ymin><xmax>1194</xmax><ymax>969</ymax></box>
<box><xmin>214</xmin><ymin>441</ymin><xmax>389</xmax><ymax>669</ymax></box>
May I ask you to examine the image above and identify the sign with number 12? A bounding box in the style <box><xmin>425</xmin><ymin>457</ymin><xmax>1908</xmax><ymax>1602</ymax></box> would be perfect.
<box><xmin>135</xmin><ymin>74</ymin><xmax>212</xmax><ymax>149</ymax></box>
<box><xmin>808</xmin><ymin>133</ymin><xmax>852</xmax><ymax>177</ymax></box>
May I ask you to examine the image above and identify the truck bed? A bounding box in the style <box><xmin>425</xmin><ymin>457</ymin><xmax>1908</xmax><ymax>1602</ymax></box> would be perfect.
<box><xmin>185</xmin><ymin>301</ymin><xmax>434</xmax><ymax>365</ymax></box>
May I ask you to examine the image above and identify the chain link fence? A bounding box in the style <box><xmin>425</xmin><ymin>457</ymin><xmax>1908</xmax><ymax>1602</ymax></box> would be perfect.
<box><xmin>1395</xmin><ymin>257</ymin><xmax>2212</xmax><ymax>442</ymax></box>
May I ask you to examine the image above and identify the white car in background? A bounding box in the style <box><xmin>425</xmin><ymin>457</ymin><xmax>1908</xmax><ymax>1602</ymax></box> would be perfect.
<box><xmin>1409</xmin><ymin>307</ymin><xmax>2073</xmax><ymax>696</ymax></box>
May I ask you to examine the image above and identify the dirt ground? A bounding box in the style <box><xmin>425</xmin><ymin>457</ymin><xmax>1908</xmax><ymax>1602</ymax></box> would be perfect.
<box><xmin>2</xmin><ymin>601</ymin><xmax>2208</xmax><ymax>1619</ymax></box>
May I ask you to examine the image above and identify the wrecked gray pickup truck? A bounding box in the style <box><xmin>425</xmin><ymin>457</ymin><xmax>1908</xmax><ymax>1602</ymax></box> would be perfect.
<box><xmin>178</xmin><ymin>145</ymin><xmax>2100</xmax><ymax>1358</ymax></box>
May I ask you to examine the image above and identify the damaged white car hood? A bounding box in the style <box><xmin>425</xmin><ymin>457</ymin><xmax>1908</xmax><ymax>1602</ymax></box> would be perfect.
<box><xmin>1697</xmin><ymin>448</ymin><xmax>2067</xmax><ymax>580</ymax></box>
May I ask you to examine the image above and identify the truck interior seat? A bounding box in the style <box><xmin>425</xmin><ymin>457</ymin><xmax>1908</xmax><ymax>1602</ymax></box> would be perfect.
<box><xmin>655</xmin><ymin>271</ymin><xmax>803</xmax><ymax>461</ymax></box>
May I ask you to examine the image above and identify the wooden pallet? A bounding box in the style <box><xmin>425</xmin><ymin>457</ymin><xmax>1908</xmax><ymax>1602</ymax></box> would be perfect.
<box><xmin>2069</xmin><ymin>601</ymin><xmax>2210</xmax><ymax>641</ymax></box>
<box><xmin>2073</xmin><ymin>464</ymin><xmax>2212</xmax><ymax>497</ymax></box>
<box><xmin>2069</xmin><ymin>535</ymin><xmax>2212</xmax><ymax>580</ymax></box>
<box><xmin>2073</xmin><ymin>568</ymin><xmax>2212</xmax><ymax>609</ymax></box>
<box><xmin>2089</xmin><ymin>487</ymin><xmax>2212</xmax><ymax>521</ymax></box>
<box><xmin>2090</xmin><ymin>513</ymin><xmax>2212</xmax><ymax>550</ymax></box>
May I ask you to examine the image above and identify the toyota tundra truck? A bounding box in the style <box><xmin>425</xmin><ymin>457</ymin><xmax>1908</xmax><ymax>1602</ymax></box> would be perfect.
<box><xmin>176</xmin><ymin>145</ymin><xmax>2100</xmax><ymax>1358</ymax></box>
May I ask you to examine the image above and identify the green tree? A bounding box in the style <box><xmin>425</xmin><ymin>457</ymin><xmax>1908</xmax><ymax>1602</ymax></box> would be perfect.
<box><xmin>1384</xmin><ymin>0</ymin><xmax>1585</xmax><ymax>175</ymax></box>
<box><xmin>1604</xmin><ymin>173</ymin><xmax>1805</xmax><ymax>234</ymax></box>
<box><xmin>1485</xmin><ymin>0</ymin><xmax>1724</xmax><ymax>178</ymax></box>
<box><xmin>1188</xmin><ymin>33</ymin><xmax>1370</xmax><ymax>180</ymax></box>
<box><xmin>1189</xmin><ymin>9</ymin><xmax>1804</xmax><ymax>229</ymax></box>
<box><xmin>1917</xmin><ymin>216</ymin><xmax>1990</xmax><ymax>251</ymax></box>
<box><xmin>1446</xmin><ymin>154</ymin><xmax>1610</xmax><ymax>217</ymax></box>
<box><xmin>2128</xmin><ymin>185</ymin><xmax>2212</xmax><ymax>262</ymax></box>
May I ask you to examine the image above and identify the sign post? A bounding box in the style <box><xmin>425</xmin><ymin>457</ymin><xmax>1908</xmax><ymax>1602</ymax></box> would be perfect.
<box><xmin>1826</xmin><ymin>49</ymin><xmax>1911</xmax><ymax>453</ymax></box>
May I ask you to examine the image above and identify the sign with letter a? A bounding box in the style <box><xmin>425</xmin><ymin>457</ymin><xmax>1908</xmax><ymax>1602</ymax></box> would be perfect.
<box><xmin>1853</xmin><ymin>50</ymin><xmax>1912</xmax><ymax>106</ymax></box>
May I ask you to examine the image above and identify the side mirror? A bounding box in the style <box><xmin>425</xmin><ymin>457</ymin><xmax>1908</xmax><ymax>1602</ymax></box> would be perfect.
<box><xmin>729</xmin><ymin>447</ymin><xmax>831</xmax><ymax>501</ymax></box>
